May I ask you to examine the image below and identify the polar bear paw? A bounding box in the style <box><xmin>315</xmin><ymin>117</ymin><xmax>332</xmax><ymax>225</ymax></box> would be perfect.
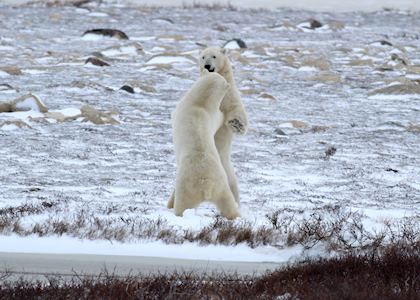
<box><xmin>228</xmin><ymin>118</ymin><xmax>246</xmax><ymax>134</ymax></box>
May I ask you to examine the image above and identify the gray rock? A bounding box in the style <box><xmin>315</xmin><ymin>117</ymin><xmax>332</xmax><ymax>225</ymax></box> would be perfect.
<box><xmin>83</xmin><ymin>29</ymin><xmax>129</xmax><ymax>40</ymax></box>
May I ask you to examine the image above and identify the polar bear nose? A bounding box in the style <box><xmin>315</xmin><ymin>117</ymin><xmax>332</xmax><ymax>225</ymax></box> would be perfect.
<box><xmin>204</xmin><ymin>64</ymin><xmax>213</xmax><ymax>72</ymax></box>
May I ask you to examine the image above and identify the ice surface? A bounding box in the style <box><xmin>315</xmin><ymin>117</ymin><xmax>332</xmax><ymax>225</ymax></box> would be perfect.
<box><xmin>0</xmin><ymin>234</ymin><xmax>300</xmax><ymax>262</ymax></box>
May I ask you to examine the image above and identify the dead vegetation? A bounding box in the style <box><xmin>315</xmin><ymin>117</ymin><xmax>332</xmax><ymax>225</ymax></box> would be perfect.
<box><xmin>1</xmin><ymin>200</ymin><xmax>418</xmax><ymax>255</ymax></box>
<box><xmin>0</xmin><ymin>243</ymin><xmax>418</xmax><ymax>300</ymax></box>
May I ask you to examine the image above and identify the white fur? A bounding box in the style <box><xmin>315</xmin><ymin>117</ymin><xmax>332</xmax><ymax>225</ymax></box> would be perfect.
<box><xmin>168</xmin><ymin>71</ymin><xmax>240</xmax><ymax>219</ymax></box>
<box><xmin>199</xmin><ymin>47</ymin><xmax>248</xmax><ymax>203</ymax></box>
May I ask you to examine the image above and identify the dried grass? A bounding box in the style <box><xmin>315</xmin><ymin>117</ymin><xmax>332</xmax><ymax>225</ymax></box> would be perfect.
<box><xmin>0</xmin><ymin>243</ymin><xmax>418</xmax><ymax>300</ymax></box>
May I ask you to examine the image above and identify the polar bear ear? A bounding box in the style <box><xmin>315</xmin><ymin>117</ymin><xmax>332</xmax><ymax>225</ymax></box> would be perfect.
<box><xmin>220</xmin><ymin>48</ymin><xmax>227</xmax><ymax>55</ymax></box>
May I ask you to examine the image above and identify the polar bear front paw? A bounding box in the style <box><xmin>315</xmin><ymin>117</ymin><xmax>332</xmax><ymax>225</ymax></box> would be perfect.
<box><xmin>228</xmin><ymin>118</ymin><xmax>246</xmax><ymax>134</ymax></box>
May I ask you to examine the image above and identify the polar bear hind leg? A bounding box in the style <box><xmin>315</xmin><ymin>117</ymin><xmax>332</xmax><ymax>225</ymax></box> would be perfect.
<box><xmin>214</xmin><ymin>125</ymin><xmax>240</xmax><ymax>204</ymax></box>
<box><xmin>173</xmin><ymin>184</ymin><xmax>201</xmax><ymax>217</ymax></box>
<box><xmin>213</xmin><ymin>185</ymin><xmax>240</xmax><ymax>220</ymax></box>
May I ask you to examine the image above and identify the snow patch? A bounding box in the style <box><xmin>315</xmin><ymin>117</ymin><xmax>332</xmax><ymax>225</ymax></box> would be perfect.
<box><xmin>146</xmin><ymin>55</ymin><xmax>194</xmax><ymax>65</ymax></box>
<box><xmin>0</xmin><ymin>235</ymin><xmax>302</xmax><ymax>263</ymax></box>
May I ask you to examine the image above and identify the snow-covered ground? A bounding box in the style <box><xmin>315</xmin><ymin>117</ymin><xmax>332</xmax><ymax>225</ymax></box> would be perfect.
<box><xmin>2</xmin><ymin>0</ymin><xmax>420</xmax><ymax>12</ymax></box>
<box><xmin>0</xmin><ymin>2</ymin><xmax>419</xmax><ymax>263</ymax></box>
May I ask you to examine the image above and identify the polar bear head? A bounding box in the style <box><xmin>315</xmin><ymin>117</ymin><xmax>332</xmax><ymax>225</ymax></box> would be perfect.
<box><xmin>199</xmin><ymin>47</ymin><xmax>228</xmax><ymax>74</ymax></box>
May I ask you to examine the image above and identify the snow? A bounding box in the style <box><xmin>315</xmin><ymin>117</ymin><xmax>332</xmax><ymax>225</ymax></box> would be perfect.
<box><xmin>62</xmin><ymin>0</ymin><xmax>420</xmax><ymax>12</ymax></box>
<box><xmin>368</xmin><ymin>94</ymin><xmax>420</xmax><ymax>100</ymax></box>
<box><xmin>146</xmin><ymin>55</ymin><xmax>195</xmax><ymax>65</ymax></box>
<box><xmin>0</xmin><ymin>45</ymin><xmax>15</xmax><ymax>51</ymax></box>
<box><xmin>4</xmin><ymin>110</ymin><xmax>44</xmax><ymax>120</ymax></box>
<box><xmin>0</xmin><ymin>234</ymin><xmax>301</xmax><ymax>263</ymax></box>
<box><xmin>82</xmin><ymin>34</ymin><xmax>112</xmax><ymax>41</ymax></box>
<box><xmin>0</xmin><ymin>70</ymin><xmax>10</xmax><ymax>77</ymax></box>
<box><xmin>22</xmin><ymin>69</ymin><xmax>47</xmax><ymax>75</ymax></box>
<box><xmin>14</xmin><ymin>97</ymin><xmax>42</xmax><ymax>112</ymax></box>
<box><xmin>0</xmin><ymin>3</ymin><xmax>419</xmax><ymax>264</ymax></box>
<box><xmin>87</xmin><ymin>12</ymin><xmax>109</xmax><ymax>17</ymax></box>
<box><xmin>297</xmin><ymin>66</ymin><xmax>318</xmax><ymax>72</ymax></box>
<box><xmin>224</xmin><ymin>40</ymin><xmax>242</xmax><ymax>50</ymax></box>
<box><xmin>0</xmin><ymin>124</ymin><xmax>19</xmax><ymax>131</ymax></box>
<box><xmin>54</xmin><ymin>107</ymin><xmax>82</xmax><ymax>117</ymax></box>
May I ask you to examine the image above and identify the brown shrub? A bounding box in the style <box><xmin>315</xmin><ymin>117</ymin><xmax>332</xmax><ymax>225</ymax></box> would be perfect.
<box><xmin>0</xmin><ymin>244</ymin><xmax>418</xmax><ymax>300</ymax></box>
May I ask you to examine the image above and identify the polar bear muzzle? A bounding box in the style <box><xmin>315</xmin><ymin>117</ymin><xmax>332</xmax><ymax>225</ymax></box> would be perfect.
<box><xmin>204</xmin><ymin>64</ymin><xmax>215</xmax><ymax>72</ymax></box>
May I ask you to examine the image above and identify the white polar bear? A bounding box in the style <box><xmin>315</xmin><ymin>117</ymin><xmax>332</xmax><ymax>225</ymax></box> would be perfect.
<box><xmin>168</xmin><ymin>71</ymin><xmax>240</xmax><ymax>219</ymax></box>
<box><xmin>198</xmin><ymin>47</ymin><xmax>248</xmax><ymax>204</ymax></box>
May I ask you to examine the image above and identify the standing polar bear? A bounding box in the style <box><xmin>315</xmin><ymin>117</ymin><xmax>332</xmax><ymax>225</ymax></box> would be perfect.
<box><xmin>199</xmin><ymin>47</ymin><xmax>248</xmax><ymax>203</ymax></box>
<box><xmin>169</xmin><ymin>70</ymin><xmax>240</xmax><ymax>219</ymax></box>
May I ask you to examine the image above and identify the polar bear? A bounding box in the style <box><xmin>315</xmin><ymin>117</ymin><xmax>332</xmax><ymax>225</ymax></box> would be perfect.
<box><xmin>168</xmin><ymin>71</ymin><xmax>240</xmax><ymax>219</ymax></box>
<box><xmin>199</xmin><ymin>47</ymin><xmax>248</xmax><ymax>204</ymax></box>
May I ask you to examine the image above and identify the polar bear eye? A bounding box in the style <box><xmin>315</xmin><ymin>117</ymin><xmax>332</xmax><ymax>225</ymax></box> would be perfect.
<box><xmin>202</xmin><ymin>56</ymin><xmax>205</xmax><ymax>59</ymax></box>
<box><xmin>213</xmin><ymin>55</ymin><xmax>216</xmax><ymax>59</ymax></box>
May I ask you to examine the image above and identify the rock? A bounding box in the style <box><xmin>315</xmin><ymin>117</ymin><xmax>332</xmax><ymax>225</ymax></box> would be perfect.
<box><xmin>0</xmin><ymin>120</ymin><xmax>31</xmax><ymax>129</ymax></box>
<box><xmin>137</xmin><ymin>83</ymin><xmax>157</xmax><ymax>93</ymax></box>
<box><xmin>368</xmin><ymin>84</ymin><xmax>420</xmax><ymax>95</ymax></box>
<box><xmin>301</xmin><ymin>57</ymin><xmax>330</xmax><ymax>71</ymax></box>
<box><xmin>306</xmin><ymin>72</ymin><xmax>341</xmax><ymax>83</ymax></box>
<box><xmin>213</xmin><ymin>24</ymin><xmax>228</xmax><ymax>32</ymax></box>
<box><xmin>11</xmin><ymin>94</ymin><xmax>48</xmax><ymax>113</ymax></box>
<box><xmin>325</xmin><ymin>146</ymin><xmax>337</xmax><ymax>158</ymax></box>
<box><xmin>85</xmin><ymin>57</ymin><xmax>110</xmax><ymax>67</ymax></box>
<box><xmin>71</xmin><ymin>80</ymin><xmax>114</xmax><ymax>92</ymax></box>
<box><xmin>0</xmin><ymin>83</ymin><xmax>18</xmax><ymax>92</ymax></box>
<box><xmin>258</xmin><ymin>92</ymin><xmax>276</xmax><ymax>101</ymax></box>
<box><xmin>407</xmin><ymin>124</ymin><xmax>420</xmax><ymax>132</ymax></box>
<box><xmin>229</xmin><ymin>52</ymin><xmax>258</xmax><ymax>64</ymax></box>
<box><xmin>390</xmin><ymin>53</ymin><xmax>408</xmax><ymax>66</ymax></box>
<box><xmin>348</xmin><ymin>59</ymin><xmax>374</xmax><ymax>67</ymax></box>
<box><xmin>0</xmin><ymin>66</ymin><xmax>22</xmax><ymax>76</ymax></box>
<box><xmin>407</xmin><ymin>65</ymin><xmax>420</xmax><ymax>74</ymax></box>
<box><xmin>223</xmin><ymin>38</ymin><xmax>247</xmax><ymax>49</ymax></box>
<box><xmin>308</xmin><ymin>19</ymin><xmax>323</xmax><ymax>29</ymax></box>
<box><xmin>120</xmin><ymin>85</ymin><xmax>135</xmax><ymax>94</ymax></box>
<box><xmin>270</xmin><ymin>20</ymin><xmax>300</xmax><ymax>31</ymax></box>
<box><xmin>275</xmin><ymin>128</ymin><xmax>287</xmax><ymax>136</ymax></box>
<box><xmin>298</xmin><ymin>19</ymin><xmax>323</xmax><ymax>30</ymax></box>
<box><xmin>83</xmin><ymin>29</ymin><xmax>129</xmax><ymax>40</ymax></box>
<box><xmin>308</xmin><ymin>125</ymin><xmax>329</xmax><ymax>133</ymax></box>
<box><xmin>371</xmin><ymin>40</ymin><xmax>393</xmax><ymax>46</ymax></box>
<box><xmin>195</xmin><ymin>42</ymin><xmax>208</xmax><ymax>48</ymax></box>
<box><xmin>377</xmin><ymin>67</ymin><xmax>394</xmax><ymax>72</ymax></box>
<box><xmin>72</xmin><ymin>0</ymin><xmax>92</xmax><ymax>7</ymax></box>
<box><xmin>240</xmin><ymin>88</ymin><xmax>259</xmax><ymax>95</ymax></box>
<box><xmin>327</xmin><ymin>20</ymin><xmax>345</xmax><ymax>31</ymax></box>
<box><xmin>157</xmin><ymin>34</ymin><xmax>185</xmax><ymax>41</ymax></box>
<box><xmin>80</xmin><ymin>105</ymin><xmax>119</xmax><ymax>125</ymax></box>
<box><xmin>290</xmin><ymin>120</ymin><xmax>309</xmax><ymax>129</ymax></box>
<box><xmin>90</xmin><ymin>51</ymin><xmax>105</xmax><ymax>58</ymax></box>
<box><xmin>152</xmin><ymin>18</ymin><xmax>174</xmax><ymax>24</ymax></box>
<box><xmin>44</xmin><ymin>111</ymin><xmax>81</xmax><ymax>122</ymax></box>
<box><xmin>0</xmin><ymin>102</ymin><xmax>12</xmax><ymax>112</ymax></box>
